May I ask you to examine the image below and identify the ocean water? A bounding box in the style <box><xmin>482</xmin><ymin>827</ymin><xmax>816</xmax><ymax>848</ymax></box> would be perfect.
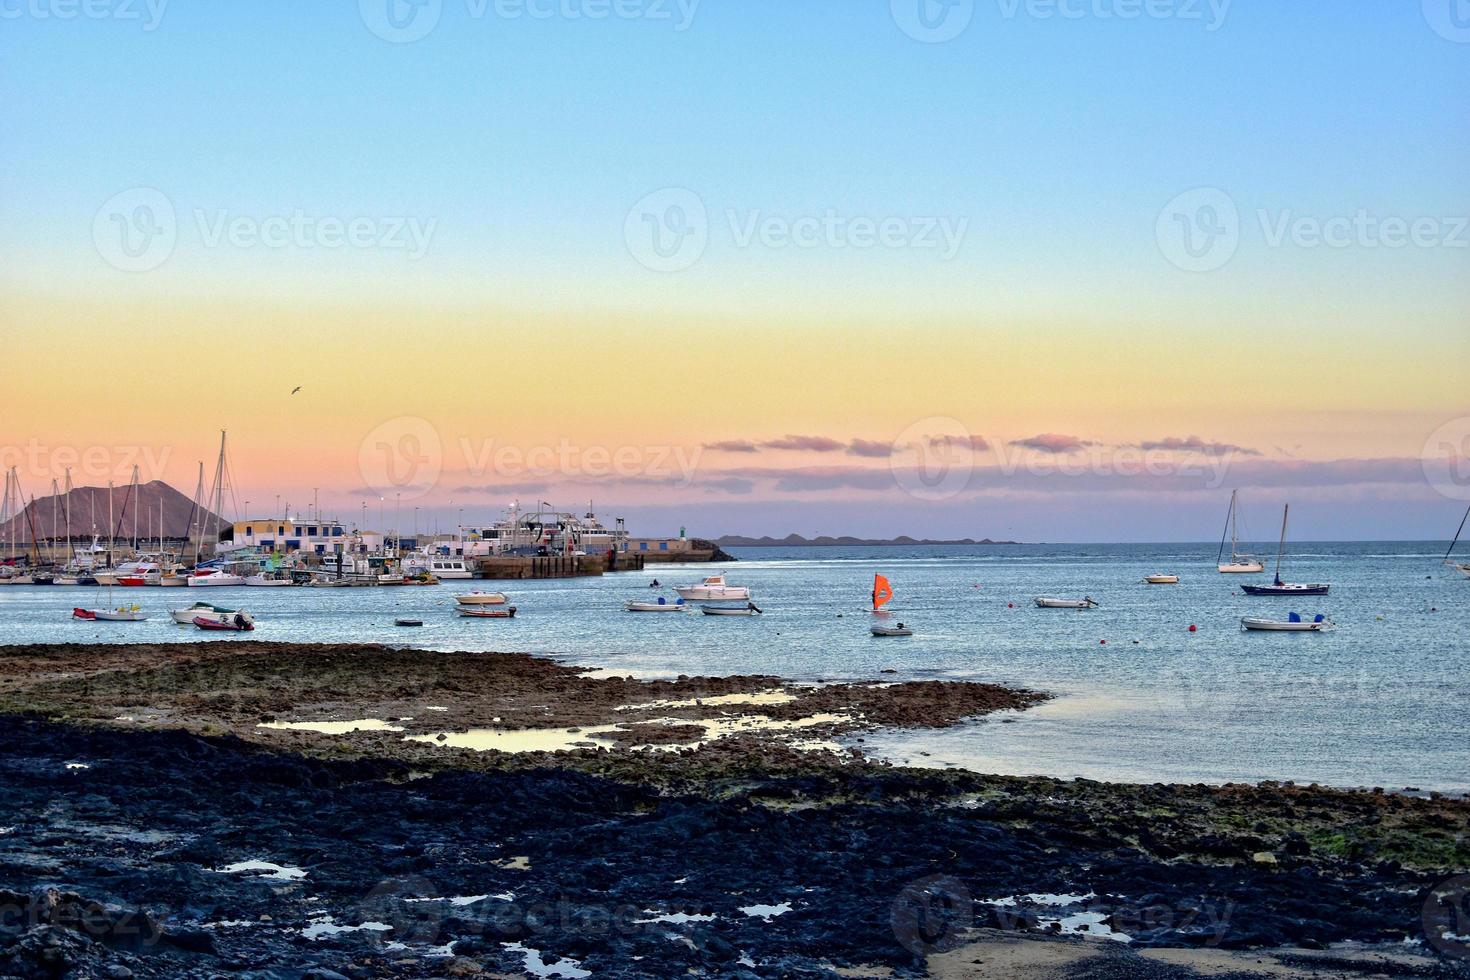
<box><xmin>2</xmin><ymin>542</ymin><xmax>1466</xmax><ymax>792</ymax></box>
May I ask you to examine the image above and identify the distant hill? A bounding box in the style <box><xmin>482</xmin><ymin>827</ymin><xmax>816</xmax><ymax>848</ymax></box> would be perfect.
<box><xmin>0</xmin><ymin>481</ymin><xmax>223</xmax><ymax>543</ymax></box>
<box><xmin>716</xmin><ymin>533</ymin><xmax>1017</xmax><ymax>547</ymax></box>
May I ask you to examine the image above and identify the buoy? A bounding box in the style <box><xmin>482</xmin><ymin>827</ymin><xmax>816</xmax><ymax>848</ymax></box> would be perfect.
<box><xmin>1188</xmin><ymin>624</ymin><xmax>1197</xmax><ymax>632</ymax></box>
<box><xmin>1132</xmin><ymin>639</ymin><xmax>1140</xmax><ymax>644</ymax></box>
<box><xmin>1007</xmin><ymin>602</ymin><xmax>1014</xmax><ymax>608</ymax></box>
<box><xmin>1099</xmin><ymin>639</ymin><xmax>1107</xmax><ymax>645</ymax></box>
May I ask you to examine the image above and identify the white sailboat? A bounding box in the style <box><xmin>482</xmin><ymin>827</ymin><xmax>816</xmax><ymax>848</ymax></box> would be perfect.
<box><xmin>1445</xmin><ymin>504</ymin><xmax>1470</xmax><ymax>579</ymax></box>
<box><xmin>1217</xmin><ymin>490</ymin><xmax>1264</xmax><ymax>573</ymax></box>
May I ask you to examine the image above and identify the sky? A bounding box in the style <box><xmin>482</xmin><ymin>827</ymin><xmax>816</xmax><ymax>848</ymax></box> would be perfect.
<box><xmin>1</xmin><ymin>0</ymin><xmax>1468</xmax><ymax>541</ymax></box>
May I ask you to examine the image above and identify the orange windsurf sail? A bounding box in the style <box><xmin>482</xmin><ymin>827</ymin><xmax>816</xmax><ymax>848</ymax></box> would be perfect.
<box><xmin>872</xmin><ymin>573</ymin><xmax>893</xmax><ymax>610</ymax></box>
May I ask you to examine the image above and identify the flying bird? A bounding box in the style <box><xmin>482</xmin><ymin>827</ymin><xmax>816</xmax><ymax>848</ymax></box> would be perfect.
<box><xmin>291</xmin><ymin>386</ymin><xmax>302</xmax><ymax>395</ymax></box>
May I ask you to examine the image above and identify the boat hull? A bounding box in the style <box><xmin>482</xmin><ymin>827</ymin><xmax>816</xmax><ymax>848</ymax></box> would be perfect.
<box><xmin>457</xmin><ymin>607</ymin><xmax>516</xmax><ymax>619</ymax></box>
<box><xmin>1240</xmin><ymin>583</ymin><xmax>1330</xmax><ymax>596</ymax></box>
<box><xmin>871</xmin><ymin>626</ymin><xmax>912</xmax><ymax>636</ymax></box>
<box><xmin>1143</xmin><ymin>575</ymin><xmax>1179</xmax><ymax>584</ymax></box>
<box><xmin>1034</xmin><ymin>597</ymin><xmax>1097</xmax><ymax>609</ymax></box>
<box><xmin>194</xmin><ymin>616</ymin><xmax>253</xmax><ymax>631</ymax></box>
<box><xmin>244</xmin><ymin>576</ymin><xmax>293</xmax><ymax>587</ymax></box>
<box><xmin>1218</xmin><ymin>561</ymin><xmax>1265</xmax><ymax>574</ymax></box>
<box><xmin>701</xmin><ymin>605</ymin><xmax>758</xmax><ymax>616</ymax></box>
<box><xmin>625</xmin><ymin>601</ymin><xmax>687</xmax><ymax>612</ymax></box>
<box><xmin>188</xmin><ymin>574</ymin><xmax>247</xmax><ymax>588</ymax></box>
<box><xmin>456</xmin><ymin>592</ymin><xmax>508</xmax><ymax>605</ymax></box>
<box><xmin>1241</xmin><ymin>617</ymin><xmax>1329</xmax><ymax>631</ymax></box>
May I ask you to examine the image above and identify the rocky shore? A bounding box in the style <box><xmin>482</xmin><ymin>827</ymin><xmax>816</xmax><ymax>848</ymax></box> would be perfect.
<box><xmin>0</xmin><ymin>643</ymin><xmax>1466</xmax><ymax>979</ymax></box>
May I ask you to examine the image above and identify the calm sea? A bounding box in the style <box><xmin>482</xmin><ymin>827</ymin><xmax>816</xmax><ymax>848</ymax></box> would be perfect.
<box><xmin>2</xmin><ymin>542</ymin><xmax>1466</xmax><ymax>792</ymax></box>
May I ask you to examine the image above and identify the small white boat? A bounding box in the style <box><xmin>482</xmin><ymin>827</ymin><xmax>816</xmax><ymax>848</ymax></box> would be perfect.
<box><xmin>188</xmin><ymin>569</ymin><xmax>247</xmax><ymax>588</ymax></box>
<box><xmin>73</xmin><ymin>605</ymin><xmax>150</xmax><ymax>622</ymax></box>
<box><xmin>170</xmin><ymin>602</ymin><xmax>236</xmax><ymax>625</ymax></box>
<box><xmin>456</xmin><ymin>590</ymin><xmax>509</xmax><ymax>606</ymax></box>
<box><xmin>1034</xmin><ymin>597</ymin><xmax>1098</xmax><ymax>609</ymax></box>
<box><xmin>676</xmin><ymin>573</ymin><xmax>751</xmax><ymax>601</ymax></box>
<box><xmin>871</xmin><ymin>623</ymin><xmax>912</xmax><ymax>637</ymax></box>
<box><xmin>625</xmin><ymin>598</ymin><xmax>688</xmax><ymax>612</ymax></box>
<box><xmin>244</xmin><ymin>572</ymin><xmax>293</xmax><ymax>587</ymax></box>
<box><xmin>701</xmin><ymin>603</ymin><xmax>761</xmax><ymax>616</ymax></box>
<box><xmin>1241</xmin><ymin>614</ymin><xmax>1332</xmax><ymax>632</ymax></box>
<box><xmin>1143</xmin><ymin>574</ymin><xmax>1179</xmax><ymax>584</ymax></box>
<box><xmin>457</xmin><ymin>605</ymin><xmax>516</xmax><ymax>619</ymax></box>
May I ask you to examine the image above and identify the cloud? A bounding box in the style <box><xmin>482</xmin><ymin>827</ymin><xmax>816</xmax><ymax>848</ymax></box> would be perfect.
<box><xmin>1137</xmin><ymin>435</ymin><xmax>1261</xmax><ymax>457</ymax></box>
<box><xmin>448</xmin><ymin>482</ymin><xmax>550</xmax><ymax>495</ymax></box>
<box><xmin>1011</xmin><ymin>433</ymin><xmax>1096</xmax><ymax>454</ymax></box>
<box><xmin>847</xmin><ymin>438</ymin><xmax>897</xmax><ymax>458</ymax></box>
<box><xmin>703</xmin><ymin>440</ymin><xmax>761</xmax><ymax>453</ymax></box>
<box><xmin>701</xmin><ymin>477</ymin><xmax>756</xmax><ymax>495</ymax></box>
<box><xmin>928</xmin><ymin>433</ymin><xmax>990</xmax><ymax>451</ymax></box>
<box><xmin>762</xmin><ymin>435</ymin><xmax>846</xmax><ymax>452</ymax></box>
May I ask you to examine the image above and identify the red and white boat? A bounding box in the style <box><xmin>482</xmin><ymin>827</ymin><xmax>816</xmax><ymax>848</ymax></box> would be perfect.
<box><xmin>194</xmin><ymin>611</ymin><xmax>255</xmax><ymax>631</ymax></box>
<box><xmin>72</xmin><ymin>605</ymin><xmax>150</xmax><ymax>622</ymax></box>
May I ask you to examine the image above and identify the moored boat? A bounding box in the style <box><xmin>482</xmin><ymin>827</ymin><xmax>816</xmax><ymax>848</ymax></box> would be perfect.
<box><xmin>1143</xmin><ymin>574</ymin><xmax>1179</xmax><ymax>584</ymax></box>
<box><xmin>1034</xmin><ymin>596</ymin><xmax>1098</xmax><ymax>609</ymax></box>
<box><xmin>170</xmin><ymin>602</ymin><xmax>236</xmax><ymax>625</ymax></box>
<box><xmin>701</xmin><ymin>602</ymin><xmax>762</xmax><ymax>616</ymax></box>
<box><xmin>1217</xmin><ymin>490</ymin><xmax>1265</xmax><ymax>573</ymax></box>
<box><xmin>244</xmin><ymin>571</ymin><xmax>293</xmax><ymax>587</ymax></box>
<box><xmin>871</xmin><ymin>623</ymin><xmax>912</xmax><ymax>637</ymax></box>
<box><xmin>675</xmin><ymin>573</ymin><xmax>750</xmax><ymax>601</ymax></box>
<box><xmin>195</xmin><ymin>611</ymin><xmax>255</xmax><ymax>631</ymax></box>
<box><xmin>1239</xmin><ymin>504</ymin><xmax>1329</xmax><ymax>596</ymax></box>
<box><xmin>1241</xmin><ymin>613</ymin><xmax>1331</xmax><ymax>632</ymax></box>
<box><xmin>457</xmin><ymin>605</ymin><xmax>516</xmax><ymax>619</ymax></box>
<box><xmin>456</xmin><ymin>590</ymin><xmax>509</xmax><ymax>606</ymax></box>
<box><xmin>626</xmin><ymin>597</ymin><xmax>687</xmax><ymax>612</ymax></box>
<box><xmin>73</xmin><ymin>605</ymin><xmax>149</xmax><ymax>622</ymax></box>
<box><xmin>188</xmin><ymin>569</ymin><xmax>247</xmax><ymax>588</ymax></box>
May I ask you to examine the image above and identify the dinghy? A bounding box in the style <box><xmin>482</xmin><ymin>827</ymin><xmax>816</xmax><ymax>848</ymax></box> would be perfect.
<box><xmin>394</xmin><ymin>618</ymin><xmax>424</xmax><ymax>627</ymax></box>
<box><xmin>1240</xmin><ymin>504</ymin><xmax>1329</xmax><ymax>596</ymax></box>
<box><xmin>1143</xmin><ymin>574</ymin><xmax>1179</xmax><ymax>584</ymax></box>
<box><xmin>1034</xmin><ymin>597</ymin><xmax>1098</xmax><ymax>609</ymax></box>
<box><xmin>1241</xmin><ymin>613</ymin><xmax>1331</xmax><ymax>632</ymax></box>
<box><xmin>195</xmin><ymin>611</ymin><xmax>254</xmax><ymax>632</ymax></box>
<box><xmin>626</xmin><ymin>597</ymin><xmax>687</xmax><ymax>612</ymax></box>
<box><xmin>871</xmin><ymin>623</ymin><xmax>912</xmax><ymax>637</ymax></box>
<box><xmin>701</xmin><ymin>603</ymin><xmax>762</xmax><ymax>616</ymax></box>
<box><xmin>457</xmin><ymin>606</ymin><xmax>516</xmax><ymax>619</ymax></box>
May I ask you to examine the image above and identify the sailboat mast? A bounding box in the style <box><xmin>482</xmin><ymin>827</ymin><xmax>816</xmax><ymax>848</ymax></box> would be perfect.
<box><xmin>63</xmin><ymin>469</ymin><xmax>72</xmax><ymax>565</ymax></box>
<box><xmin>1445</xmin><ymin>504</ymin><xmax>1470</xmax><ymax>563</ymax></box>
<box><xmin>1216</xmin><ymin>491</ymin><xmax>1235</xmax><ymax>564</ymax></box>
<box><xmin>1273</xmin><ymin>504</ymin><xmax>1289</xmax><ymax>580</ymax></box>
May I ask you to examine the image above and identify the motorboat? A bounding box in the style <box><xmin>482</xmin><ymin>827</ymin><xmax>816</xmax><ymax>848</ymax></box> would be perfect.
<box><xmin>73</xmin><ymin>605</ymin><xmax>149</xmax><ymax>622</ymax></box>
<box><xmin>456</xmin><ymin>590</ymin><xmax>509</xmax><ymax>606</ymax></box>
<box><xmin>871</xmin><ymin>623</ymin><xmax>912</xmax><ymax>637</ymax></box>
<box><xmin>394</xmin><ymin>618</ymin><xmax>424</xmax><ymax>627</ymax></box>
<box><xmin>1241</xmin><ymin>613</ymin><xmax>1331</xmax><ymax>632</ymax></box>
<box><xmin>1217</xmin><ymin>490</ymin><xmax>1265</xmax><ymax>573</ymax></box>
<box><xmin>1240</xmin><ymin>504</ymin><xmax>1329</xmax><ymax>596</ymax></box>
<box><xmin>675</xmin><ymin>573</ymin><xmax>750</xmax><ymax>601</ymax></box>
<box><xmin>244</xmin><ymin>571</ymin><xmax>293</xmax><ymax>587</ymax></box>
<box><xmin>457</xmin><ymin>605</ymin><xmax>516</xmax><ymax>619</ymax></box>
<box><xmin>626</xmin><ymin>597</ymin><xmax>688</xmax><ymax>612</ymax></box>
<box><xmin>1143</xmin><ymin>574</ymin><xmax>1179</xmax><ymax>584</ymax></box>
<box><xmin>701</xmin><ymin>602</ymin><xmax>762</xmax><ymax>616</ymax></box>
<box><xmin>188</xmin><ymin>569</ymin><xmax>247</xmax><ymax>588</ymax></box>
<box><xmin>195</xmin><ymin>611</ymin><xmax>255</xmax><ymax>631</ymax></box>
<box><xmin>404</xmin><ymin>554</ymin><xmax>474</xmax><ymax>579</ymax></box>
<box><xmin>1034</xmin><ymin>597</ymin><xmax>1098</xmax><ymax>609</ymax></box>
<box><xmin>170</xmin><ymin>602</ymin><xmax>236</xmax><ymax>625</ymax></box>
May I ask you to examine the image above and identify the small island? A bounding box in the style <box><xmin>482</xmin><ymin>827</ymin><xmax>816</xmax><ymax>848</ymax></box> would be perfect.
<box><xmin>716</xmin><ymin>533</ymin><xmax>1018</xmax><ymax>547</ymax></box>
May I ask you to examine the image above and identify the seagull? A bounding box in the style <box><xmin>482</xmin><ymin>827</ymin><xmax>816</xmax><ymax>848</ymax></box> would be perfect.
<box><xmin>291</xmin><ymin>386</ymin><xmax>302</xmax><ymax>395</ymax></box>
